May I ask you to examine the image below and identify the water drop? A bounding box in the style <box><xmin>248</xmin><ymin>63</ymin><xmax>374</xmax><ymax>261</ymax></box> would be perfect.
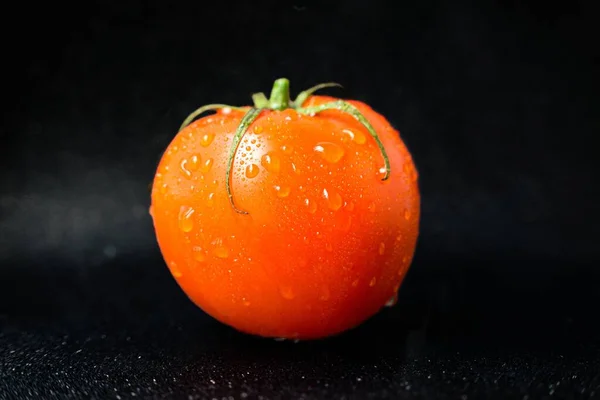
<box><xmin>402</xmin><ymin>256</ymin><xmax>408</xmax><ymax>264</ymax></box>
<box><xmin>396</xmin><ymin>234</ymin><xmax>403</xmax><ymax>242</ymax></box>
<box><xmin>159</xmin><ymin>184</ymin><xmax>168</xmax><ymax>194</ymax></box>
<box><xmin>345</xmin><ymin>202</ymin><xmax>355</xmax><ymax>212</ymax></box>
<box><xmin>192</xmin><ymin>247</ymin><xmax>206</xmax><ymax>262</ymax></box>
<box><xmin>200</xmin><ymin>132</ymin><xmax>215</xmax><ymax>147</ymax></box>
<box><xmin>242</xmin><ymin>298</ymin><xmax>251</xmax><ymax>307</ymax></box>
<box><xmin>342</xmin><ymin>128</ymin><xmax>366</xmax><ymax>145</ymax></box>
<box><xmin>206</xmin><ymin>192</ymin><xmax>215</xmax><ymax>207</ymax></box>
<box><xmin>178</xmin><ymin>206</ymin><xmax>195</xmax><ymax>232</ymax></box>
<box><xmin>369</xmin><ymin>277</ymin><xmax>377</xmax><ymax>287</ymax></box>
<box><xmin>253</xmin><ymin>125</ymin><xmax>263</xmax><ymax>134</ymax></box>
<box><xmin>385</xmin><ymin>293</ymin><xmax>398</xmax><ymax>307</ymax></box>
<box><xmin>304</xmin><ymin>198</ymin><xmax>317</xmax><ymax>214</ymax></box>
<box><xmin>325</xmin><ymin>242</ymin><xmax>333</xmax><ymax>252</ymax></box>
<box><xmin>319</xmin><ymin>286</ymin><xmax>330</xmax><ymax>301</ymax></box>
<box><xmin>201</xmin><ymin>158</ymin><xmax>214</xmax><ymax>173</ymax></box>
<box><xmin>180</xmin><ymin>159</ymin><xmax>192</xmax><ymax>178</ymax></box>
<box><xmin>281</xmin><ymin>144</ymin><xmax>294</xmax><ymax>155</ymax></box>
<box><xmin>261</xmin><ymin>153</ymin><xmax>281</xmax><ymax>174</ymax></box>
<box><xmin>378</xmin><ymin>242</ymin><xmax>386</xmax><ymax>255</ymax></box>
<box><xmin>188</xmin><ymin>154</ymin><xmax>200</xmax><ymax>171</ymax></box>
<box><xmin>352</xmin><ymin>279</ymin><xmax>359</xmax><ymax>287</ymax></box>
<box><xmin>338</xmin><ymin>215</ymin><xmax>353</xmax><ymax>232</ymax></box>
<box><xmin>404</xmin><ymin>208</ymin><xmax>411</xmax><ymax>220</ymax></box>
<box><xmin>169</xmin><ymin>261</ymin><xmax>182</xmax><ymax>278</ymax></box>
<box><xmin>313</xmin><ymin>142</ymin><xmax>345</xmax><ymax>163</ymax></box>
<box><xmin>322</xmin><ymin>188</ymin><xmax>343</xmax><ymax>211</ymax></box>
<box><xmin>368</xmin><ymin>202</ymin><xmax>377</xmax><ymax>212</ymax></box>
<box><xmin>279</xmin><ymin>286</ymin><xmax>295</xmax><ymax>300</ymax></box>
<box><xmin>245</xmin><ymin>163</ymin><xmax>260</xmax><ymax>179</ymax></box>
<box><xmin>377</xmin><ymin>166</ymin><xmax>387</xmax><ymax>180</ymax></box>
<box><xmin>214</xmin><ymin>246</ymin><xmax>229</xmax><ymax>259</ymax></box>
<box><xmin>245</xmin><ymin>146</ymin><xmax>251</xmax><ymax>151</ymax></box>
<box><xmin>274</xmin><ymin>185</ymin><xmax>291</xmax><ymax>198</ymax></box>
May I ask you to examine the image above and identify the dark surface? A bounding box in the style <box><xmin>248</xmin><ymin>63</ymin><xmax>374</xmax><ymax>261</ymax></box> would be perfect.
<box><xmin>1</xmin><ymin>0</ymin><xmax>600</xmax><ymax>398</ymax></box>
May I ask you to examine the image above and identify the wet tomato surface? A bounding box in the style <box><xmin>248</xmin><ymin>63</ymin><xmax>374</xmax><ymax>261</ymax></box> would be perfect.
<box><xmin>150</xmin><ymin>79</ymin><xmax>420</xmax><ymax>340</ymax></box>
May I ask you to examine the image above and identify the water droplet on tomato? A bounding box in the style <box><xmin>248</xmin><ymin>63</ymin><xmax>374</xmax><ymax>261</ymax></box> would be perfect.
<box><xmin>378</xmin><ymin>242</ymin><xmax>386</xmax><ymax>255</ymax></box>
<box><xmin>281</xmin><ymin>144</ymin><xmax>294</xmax><ymax>155</ymax></box>
<box><xmin>261</xmin><ymin>152</ymin><xmax>281</xmax><ymax>174</ymax></box>
<box><xmin>368</xmin><ymin>202</ymin><xmax>377</xmax><ymax>212</ymax></box>
<box><xmin>169</xmin><ymin>261</ymin><xmax>182</xmax><ymax>278</ymax></box>
<box><xmin>214</xmin><ymin>246</ymin><xmax>229</xmax><ymax>259</ymax></box>
<box><xmin>385</xmin><ymin>293</ymin><xmax>398</xmax><ymax>307</ymax></box>
<box><xmin>178</xmin><ymin>206</ymin><xmax>195</xmax><ymax>232</ymax></box>
<box><xmin>404</xmin><ymin>208</ymin><xmax>411</xmax><ymax>220</ymax></box>
<box><xmin>342</xmin><ymin>128</ymin><xmax>366</xmax><ymax>145</ymax></box>
<box><xmin>377</xmin><ymin>166</ymin><xmax>387</xmax><ymax>180</ymax></box>
<box><xmin>345</xmin><ymin>202</ymin><xmax>355</xmax><ymax>212</ymax></box>
<box><xmin>242</xmin><ymin>298</ymin><xmax>251</xmax><ymax>307</ymax></box>
<box><xmin>200</xmin><ymin>132</ymin><xmax>215</xmax><ymax>147</ymax></box>
<box><xmin>402</xmin><ymin>256</ymin><xmax>408</xmax><ymax>264</ymax></box>
<box><xmin>253</xmin><ymin>125</ymin><xmax>263</xmax><ymax>134</ymax></box>
<box><xmin>274</xmin><ymin>185</ymin><xmax>291</xmax><ymax>198</ymax></box>
<box><xmin>352</xmin><ymin>279</ymin><xmax>359</xmax><ymax>287</ymax></box>
<box><xmin>322</xmin><ymin>188</ymin><xmax>343</xmax><ymax>211</ymax></box>
<box><xmin>325</xmin><ymin>242</ymin><xmax>333</xmax><ymax>252</ymax></box>
<box><xmin>201</xmin><ymin>158</ymin><xmax>214</xmax><ymax>173</ymax></box>
<box><xmin>206</xmin><ymin>192</ymin><xmax>215</xmax><ymax>207</ymax></box>
<box><xmin>245</xmin><ymin>163</ymin><xmax>259</xmax><ymax>179</ymax></box>
<box><xmin>159</xmin><ymin>184</ymin><xmax>168</xmax><ymax>194</ymax></box>
<box><xmin>192</xmin><ymin>246</ymin><xmax>206</xmax><ymax>262</ymax></box>
<box><xmin>304</xmin><ymin>198</ymin><xmax>317</xmax><ymax>214</ymax></box>
<box><xmin>180</xmin><ymin>159</ymin><xmax>192</xmax><ymax>178</ymax></box>
<box><xmin>338</xmin><ymin>215</ymin><xmax>353</xmax><ymax>232</ymax></box>
<box><xmin>369</xmin><ymin>277</ymin><xmax>377</xmax><ymax>287</ymax></box>
<box><xmin>396</xmin><ymin>234</ymin><xmax>403</xmax><ymax>242</ymax></box>
<box><xmin>279</xmin><ymin>286</ymin><xmax>295</xmax><ymax>300</ymax></box>
<box><xmin>313</xmin><ymin>142</ymin><xmax>345</xmax><ymax>163</ymax></box>
<box><xmin>319</xmin><ymin>286</ymin><xmax>330</xmax><ymax>301</ymax></box>
<box><xmin>188</xmin><ymin>154</ymin><xmax>200</xmax><ymax>171</ymax></box>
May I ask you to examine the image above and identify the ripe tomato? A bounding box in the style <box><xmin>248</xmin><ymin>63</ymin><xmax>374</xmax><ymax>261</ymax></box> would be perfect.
<box><xmin>150</xmin><ymin>78</ymin><xmax>420</xmax><ymax>340</ymax></box>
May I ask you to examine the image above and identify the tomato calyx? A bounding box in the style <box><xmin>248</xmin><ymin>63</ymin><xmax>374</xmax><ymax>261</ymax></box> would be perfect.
<box><xmin>178</xmin><ymin>78</ymin><xmax>392</xmax><ymax>215</ymax></box>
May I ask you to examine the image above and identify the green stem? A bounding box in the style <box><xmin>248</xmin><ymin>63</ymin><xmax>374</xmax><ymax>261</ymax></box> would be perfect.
<box><xmin>225</xmin><ymin>108</ymin><xmax>263</xmax><ymax>214</ymax></box>
<box><xmin>298</xmin><ymin>100</ymin><xmax>391</xmax><ymax>181</ymax></box>
<box><xmin>178</xmin><ymin>79</ymin><xmax>392</xmax><ymax>218</ymax></box>
<box><xmin>268</xmin><ymin>78</ymin><xmax>291</xmax><ymax>110</ymax></box>
<box><xmin>179</xmin><ymin>104</ymin><xmax>241</xmax><ymax>132</ymax></box>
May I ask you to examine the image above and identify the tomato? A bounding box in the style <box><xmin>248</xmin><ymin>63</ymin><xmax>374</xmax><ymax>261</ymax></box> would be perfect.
<box><xmin>150</xmin><ymin>78</ymin><xmax>420</xmax><ymax>340</ymax></box>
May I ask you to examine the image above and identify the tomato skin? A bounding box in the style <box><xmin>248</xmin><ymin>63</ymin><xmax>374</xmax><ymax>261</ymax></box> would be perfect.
<box><xmin>150</xmin><ymin>94</ymin><xmax>420</xmax><ymax>340</ymax></box>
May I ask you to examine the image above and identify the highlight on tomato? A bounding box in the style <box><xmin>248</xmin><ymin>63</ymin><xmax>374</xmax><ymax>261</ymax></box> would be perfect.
<box><xmin>150</xmin><ymin>78</ymin><xmax>420</xmax><ymax>340</ymax></box>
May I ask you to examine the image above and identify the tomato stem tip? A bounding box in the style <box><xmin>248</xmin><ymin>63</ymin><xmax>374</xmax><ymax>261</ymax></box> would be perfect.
<box><xmin>268</xmin><ymin>78</ymin><xmax>292</xmax><ymax>111</ymax></box>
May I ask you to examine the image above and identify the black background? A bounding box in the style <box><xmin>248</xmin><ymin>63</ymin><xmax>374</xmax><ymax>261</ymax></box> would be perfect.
<box><xmin>1</xmin><ymin>0</ymin><xmax>599</xmax><ymax>398</ymax></box>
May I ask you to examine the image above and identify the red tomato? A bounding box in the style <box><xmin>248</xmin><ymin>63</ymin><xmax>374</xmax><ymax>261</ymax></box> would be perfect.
<box><xmin>150</xmin><ymin>78</ymin><xmax>420</xmax><ymax>340</ymax></box>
